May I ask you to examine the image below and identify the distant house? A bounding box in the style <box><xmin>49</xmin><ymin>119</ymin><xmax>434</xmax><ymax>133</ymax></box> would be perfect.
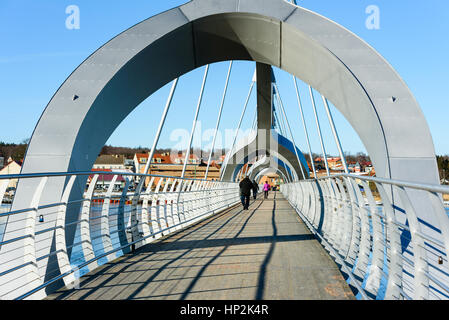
<box><xmin>328</xmin><ymin>158</ymin><xmax>344</xmax><ymax>171</ymax></box>
<box><xmin>133</xmin><ymin>153</ymin><xmax>149</xmax><ymax>177</ymax></box>
<box><xmin>260</xmin><ymin>174</ymin><xmax>280</xmax><ymax>186</ymax></box>
<box><xmin>133</xmin><ymin>152</ymin><xmax>174</xmax><ymax>183</ymax></box>
<box><xmin>152</xmin><ymin>152</ymin><xmax>172</xmax><ymax>164</ymax></box>
<box><xmin>93</xmin><ymin>155</ymin><xmax>126</xmax><ymax>171</ymax></box>
<box><xmin>172</xmin><ymin>153</ymin><xmax>200</xmax><ymax>165</ymax></box>
<box><xmin>0</xmin><ymin>159</ymin><xmax>22</xmax><ymax>188</ymax></box>
<box><xmin>88</xmin><ymin>169</ymin><xmax>127</xmax><ymax>191</ymax></box>
<box><xmin>313</xmin><ymin>156</ymin><xmax>345</xmax><ymax>171</ymax></box>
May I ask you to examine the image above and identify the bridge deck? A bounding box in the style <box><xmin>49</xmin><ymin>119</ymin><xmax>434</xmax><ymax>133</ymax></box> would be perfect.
<box><xmin>46</xmin><ymin>193</ymin><xmax>355</xmax><ymax>300</ymax></box>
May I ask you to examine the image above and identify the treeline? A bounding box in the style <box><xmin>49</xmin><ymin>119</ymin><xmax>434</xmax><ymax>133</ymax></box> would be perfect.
<box><xmin>99</xmin><ymin>145</ymin><xmax>229</xmax><ymax>160</ymax></box>
<box><xmin>301</xmin><ymin>152</ymin><xmax>371</xmax><ymax>164</ymax></box>
<box><xmin>99</xmin><ymin>145</ymin><xmax>152</xmax><ymax>158</ymax></box>
<box><xmin>2</xmin><ymin>140</ymin><xmax>448</xmax><ymax>182</ymax></box>
<box><xmin>0</xmin><ymin>140</ymin><xmax>29</xmax><ymax>162</ymax></box>
<box><xmin>0</xmin><ymin>141</ymin><xmax>229</xmax><ymax>162</ymax></box>
<box><xmin>345</xmin><ymin>152</ymin><xmax>371</xmax><ymax>164</ymax></box>
<box><xmin>437</xmin><ymin>155</ymin><xmax>449</xmax><ymax>183</ymax></box>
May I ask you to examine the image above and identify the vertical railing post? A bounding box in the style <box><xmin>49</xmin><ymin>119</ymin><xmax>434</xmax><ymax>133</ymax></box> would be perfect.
<box><xmin>140</xmin><ymin>177</ymin><xmax>155</xmax><ymax>244</ymax></box>
<box><xmin>376</xmin><ymin>182</ymin><xmax>403</xmax><ymax>300</ymax></box>
<box><xmin>343</xmin><ymin>177</ymin><xmax>361</xmax><ymax>268</ymax></box>
<box><xmin>100</xmin><ymin>175</ymin><xmax>118</xmax><ymax>262</ymax></box>
<box><xmin>0</xmin><ymin>176</ymin><xmax>48</xmax><ymax>300</ymax></box>
<box><xmin>118</xmin><ymin>177</ymin><xmax>132</xmax><ymax>253</ymax></box>
<box><xmin>79</xmin><ymin>174</ymin><xmax>99</xmax><ymax>272</ymax></box>
<box><xmin>54</xmin><ymin>175</ymin><xmax>78</xmax><ymax>288</ymax></box>
<box><xmin>395</xmin><ymin>186</ymin><xmax>430</xmax><ymax>300</ymax></box>
<box><xmin>360</xmin><ymin>180</ymin><xmax>383</xmax><ymax>297</ymax></box>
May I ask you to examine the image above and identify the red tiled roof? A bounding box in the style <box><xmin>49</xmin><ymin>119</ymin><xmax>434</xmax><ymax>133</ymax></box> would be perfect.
<box><xmin>136</xmin><ymin>153</ymin><xmax>173</xmax><ymax>164</ymax></box>
<box><xmin>89</xmin><ymin>169</ymin><xmax>125</xmax><ymax>182</ymax></box>
<box><xmin>152</xmin><ymin>153</ymin><xmax>172</xmax><ymax>164</ymax></box>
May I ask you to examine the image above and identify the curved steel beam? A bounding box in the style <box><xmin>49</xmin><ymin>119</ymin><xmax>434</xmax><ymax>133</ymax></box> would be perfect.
<box><xmin>255</xmin><ymin>167</ymin><xmax>289</xmax><ymax>184</ymax></box>
<box><xmin>4</xmin><ymin>0</ymin><xmax>438</xmax><ymax>299</ymax></box>
<box><xmin>249</xmin><ymin>155</ymin><xmax>296</xmax><ymax>183</ymax></box>
<box><xmin>221</xmin><ymin>129</ymin><xmax>309</xmax><ymax>182</ymax></box>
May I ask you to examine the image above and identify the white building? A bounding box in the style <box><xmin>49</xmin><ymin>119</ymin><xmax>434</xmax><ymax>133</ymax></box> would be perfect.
<box><xmin>0</xmin><ymin>160</ymin><xmax>22</xmax><ymax>189</ymax></box>
<box><xmin>93</xmin><ymin>155</ymin><xmax>126</xmax><ymax>171</ymax></box>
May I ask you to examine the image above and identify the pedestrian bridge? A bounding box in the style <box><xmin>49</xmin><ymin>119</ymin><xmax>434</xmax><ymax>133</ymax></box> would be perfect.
<box><xmin>44</xmin><ymin>193</ymin><xmax>354</xmax><ymax>300</ymax></box>
<box><xmin>1</xmin><ymin>0</ymin><xmax>449</xmax><ymax>300</ymax></box>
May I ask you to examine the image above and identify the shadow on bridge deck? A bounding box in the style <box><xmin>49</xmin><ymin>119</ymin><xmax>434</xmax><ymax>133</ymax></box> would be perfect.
<box><xmin>46</xmin><ymin>193</ymin><xmax>355</xmax><ymax>300</ymax></box>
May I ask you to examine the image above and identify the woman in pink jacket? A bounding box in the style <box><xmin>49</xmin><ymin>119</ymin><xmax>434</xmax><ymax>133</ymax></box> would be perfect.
<box><xmin>263</xmin><ymin>181</ymin><xmax>270</xmax><ymax>199</ymax></box>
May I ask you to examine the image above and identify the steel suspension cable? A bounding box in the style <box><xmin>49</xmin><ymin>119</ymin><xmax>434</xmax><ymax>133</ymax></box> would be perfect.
<box><xmin>134</xmin><ymin>78</ymin><xmax>179</xmax><ymax>196</ymax></box>
<box><xmin>219</xmin><ymin>74</ymin><xmax>256</xmax><ymax>181</ymax></box>
<box><xmin>293</xmin><ymin>77</ymin><xmax>317</xmax><ymax>178</ymax></box>
<box><xmin>177</xmin><ymin>65</ymin><xmax>209</xmax><ymax>201</ymax></box>
<box><xmin>321</xmin><ymin>95</ymin><xmax>349</xmax><ymax>174</ymax></box>
<box><xmin>204</xmin><ymin>61</ymin><xmax>233</xmax><ymax>180</ymax></box>
<box><xmin>251</xmin><ymin>104</ymin><xmax>258</xmax><ymax>131</ymax></box>
<box><xmin>273</xmin><ymin>105</ymin><xmax>286</xmax><ymax>136</ymax></box>
<box><xmin>274</xmin><ymin>83</ymin><xmax>306</xmax><ymax>180</ymax></box>
<box><xmin>274</xmin><ymin>91</ymin><xmax>288</xmax><ymax>136</ymax></box>
<box><xmin>142</xmin><ymin>79</ymin><xmax>179</xmax><ymax>176</ymax></box>
<box><xmin>309</xmin><ymin>85</ymin><xmax>330</xmax><ymax>176</ymax></box>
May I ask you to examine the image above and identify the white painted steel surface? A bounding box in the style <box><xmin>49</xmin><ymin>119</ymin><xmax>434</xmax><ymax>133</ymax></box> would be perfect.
<box><xmin>0</xmin><ymin>172</ymin><xmax>239</xmax><ymax>300</ymax></box>
<box><xmin>281</xmin><ymin>175</ymin><xmax>449</xmax><ymax>300</ymax></box>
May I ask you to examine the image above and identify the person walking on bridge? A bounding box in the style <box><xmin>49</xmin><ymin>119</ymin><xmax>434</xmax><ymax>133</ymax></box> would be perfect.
<box><xmin>252</xmin><ymin>179</ymin><xmax>259</xmax><ymax>200</ymax></box>
<box><xmin>263</xmin><ymin>181</ymin><xmax>270</xmax><ymax>199</ymax></box>
<box><xmin>239</xmin><ymin>176</ymin><xmax>253</xmax><ymax>210</ymax></box>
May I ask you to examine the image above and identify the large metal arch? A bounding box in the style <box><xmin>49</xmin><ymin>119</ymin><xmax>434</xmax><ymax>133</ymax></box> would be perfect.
<box><xmin>254</xmin><ymin>167</ymin><xmax>288</xmax><ymax>185</ymax></box>
<box><xmin>222</xmin><ymin>129</ymin><xmax>309</xmax><ymax>181</ymax></box>
<box><xmin>249</xmin><ymin>156</ymin><xmax>296</xmax><ymax>182</ymax></box>
<box><xmin>229</xmin><ymin>141</ymin><xmax>300</xmax><ymax>183</ymax></box>
<box><xmin>223</xmin><ymin>130</ymin><xmax>307</xmax><ymax>182</ymax></box>
<box><xmin>2</xmin><ymin>0</ymin><xmax>439</xmax><ymax>299</ymax></box>
<box><xmin>236</xmin><ymin>153</ymin><xmax>295</xmax><ymax>183</ymax></box>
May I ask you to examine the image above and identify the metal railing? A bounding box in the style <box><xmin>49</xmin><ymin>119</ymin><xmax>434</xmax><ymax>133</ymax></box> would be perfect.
<box><xmin>281</xmin><ymin>173</ymin><xmax>449</xmax><ymax>300</ymax></box>
<box><xmin>0</xmin><ymin>171</ymin><xmax>239</xmax><ymax>300</ymax></box>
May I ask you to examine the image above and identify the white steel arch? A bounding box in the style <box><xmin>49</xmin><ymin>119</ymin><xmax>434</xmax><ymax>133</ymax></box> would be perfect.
<box><xmin>1</xmin><ymin>0</ymin><xmax>440</xmax><ymax>299</ymax></box>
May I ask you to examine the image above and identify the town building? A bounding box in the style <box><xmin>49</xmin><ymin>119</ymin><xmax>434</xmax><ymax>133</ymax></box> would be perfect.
<box><xmin>88</xmin><ymin>169</ymin><xmax>127</xmax><ymax>192</ymax></box>
<box><xmin>93</xmin><ymin>155</ymin><xmax>126</xmax><ymax>171</ymax></box>
<box><xmin>172</xmin><ymin>153</ymin><xmax>200</xmax><ymax>165</ymax></box>
<box><xmin>143</xmin><ymin>163</ymin><xmax>221</xmax><ymax>188</ymax></box>
<box><xmin>0</xmin><ymin>158</ymin><xmax>22</xmax><ymax>189</ymax></box>
<box><xmin>259</xmin><ymin>174</ymin><xmax>281</xmax><ymax>189</ymax></box>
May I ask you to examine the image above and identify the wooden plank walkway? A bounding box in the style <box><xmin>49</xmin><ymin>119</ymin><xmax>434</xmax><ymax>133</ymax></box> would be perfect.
<box><xmin>46</xmin><ymin>192</ymin><xmax>355</xmax><ymax>300</ymax></box>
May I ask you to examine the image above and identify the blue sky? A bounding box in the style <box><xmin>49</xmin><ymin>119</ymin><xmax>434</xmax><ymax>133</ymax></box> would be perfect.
<box><xmin>0</xmin><ymin>0</ymin><xmax>448</xmax><ymax>156</ymax></box>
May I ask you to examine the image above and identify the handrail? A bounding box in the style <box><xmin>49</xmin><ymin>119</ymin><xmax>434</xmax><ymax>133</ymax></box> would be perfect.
<box><xmin>14</xmin><ymin>197</ymin><xmax>240</xmax><ymax>300</ymax></box>
<box><xmin>0</xmin><ymin>170</ymin><xmax>240</xmax><ymax>300</ymax></box>
<box><xmin>317</xmin><ymin>173</ymin><xmax>449</xmax><ymax>194</ymax></box>
<box><xmin>281</xmin><ymin>173</ymin><xmax>449</xmax><ymax>300</ymax></box>
<box><xmin>0</xmin><ymin>171</ymin><xmax>234</xmax><ymax>183</ymax></box>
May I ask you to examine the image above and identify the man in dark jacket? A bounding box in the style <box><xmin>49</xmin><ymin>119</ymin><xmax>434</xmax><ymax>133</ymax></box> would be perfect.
<box><xmin>239</xmin><ymin>176</ymin><xmax>253</xmax><ymax>210</ymax></box>
<box><xmin>252</xmin><ymin>179</ymin><xmax>259</xmax><ymax>200</ymax></box>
